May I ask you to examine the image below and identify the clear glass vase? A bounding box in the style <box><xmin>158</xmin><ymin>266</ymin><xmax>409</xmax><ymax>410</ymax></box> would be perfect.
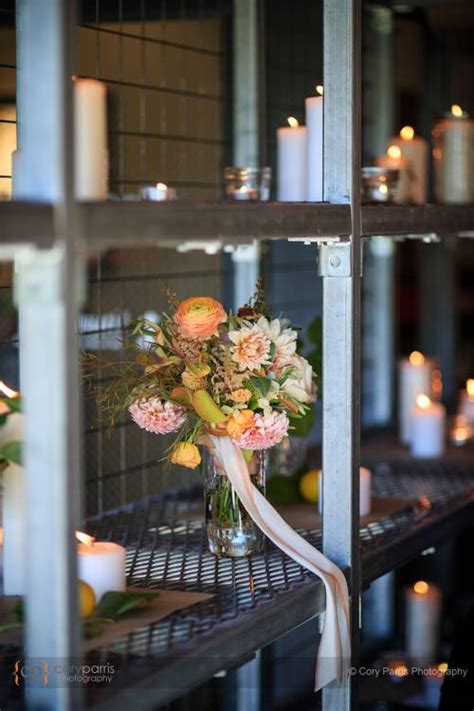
<box><xmin>204</xmin><ymin>448</ymin><xmax>267</xmax><ymax>557</ymax></box>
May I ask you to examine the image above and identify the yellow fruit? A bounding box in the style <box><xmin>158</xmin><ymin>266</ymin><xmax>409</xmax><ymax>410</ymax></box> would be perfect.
<box><xmin>79</xmin><ymin>580</ymin><xmax>96</xmax><ymax>619</ymax></box>
<box><xmin>299</xmin><ymin>469</ymin><xmax>320</xmax><ymax>504</ymax></box>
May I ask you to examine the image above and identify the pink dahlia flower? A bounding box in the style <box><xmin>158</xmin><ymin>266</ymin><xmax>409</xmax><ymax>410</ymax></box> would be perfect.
<box><xmin>228</xmin><ymin>323</ymin><xmax>271</xmax><ymax>371</ymax></box>
<box><xmin>235</xmin><ymin>411</ymin><xmax>289</xmax><ymax>450</ymax></box>
<box><xmin>129</xmin><ymin>398</ymin><xmax>187</xmax><ymax>434</ymax></box>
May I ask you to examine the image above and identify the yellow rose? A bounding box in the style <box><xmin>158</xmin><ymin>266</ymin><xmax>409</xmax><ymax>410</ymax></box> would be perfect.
<box><xmin>170</xmin><ymin>442</ymin><xmax>201</xmax><ymax>469</ymax></box>
<box><xmin>227</xmin><ymin>409</ymin><xmax>254</xmax><ymax>439</ymax></box>
<box><xmin>174</xmin><ymin>297</ymin><xmax>227</xmax><ymax>340</ymax></box>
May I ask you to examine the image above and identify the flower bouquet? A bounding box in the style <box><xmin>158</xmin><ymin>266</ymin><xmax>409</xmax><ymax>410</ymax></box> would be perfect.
<box><xmin>93</xmin><ymin>285</ymin><xmax>317</xmax><ymax>557</ymax></box>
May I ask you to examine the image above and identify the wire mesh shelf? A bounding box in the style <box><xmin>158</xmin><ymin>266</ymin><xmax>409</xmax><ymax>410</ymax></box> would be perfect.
<box><xmin>1</xmin><ymin>457</ymin><xmax>474</xmax><ymax>709</ymax></box>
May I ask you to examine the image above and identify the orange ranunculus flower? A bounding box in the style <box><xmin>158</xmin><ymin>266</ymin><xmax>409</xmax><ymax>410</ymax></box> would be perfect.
<box><xmin>227</xmin><ymin>409</ymin><xmax>254</xmax><ymax>440</ymax></box>
<box><xmin>174</xmin><ymin>297</ymin><xmax>227</xmax><ymax>340</ymax></box>
<box><xmin>170</xmin><ymin>442</ymin><xmax>201</xmax><ymax>469</ymax></box>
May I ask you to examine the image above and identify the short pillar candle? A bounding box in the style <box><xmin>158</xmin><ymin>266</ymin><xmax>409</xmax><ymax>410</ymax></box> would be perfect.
<box><xmin>398</xmin><ymin>351</ymin><xmax>432</xmax><ymax>445</ymax></box>
<box><xmin>411</xmin><ymin>394</ymin><xmax>446</xmax><ymax>459</ymax></box>
<box><xmin>77</xmin><ymin>533</ymin><xmax>126</xmax><ymax>602</ymax></box>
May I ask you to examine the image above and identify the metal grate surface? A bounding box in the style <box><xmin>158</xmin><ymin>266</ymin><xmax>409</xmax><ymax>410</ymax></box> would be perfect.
<box><xmin>2</xmin><ymin>458</ymin><xmax>474</xmax><ymax>709</ymax></box>
<box><xmin>80</xmin><ymin>458</ymin><xmax>474</xmax><ymax>660</ymax></box>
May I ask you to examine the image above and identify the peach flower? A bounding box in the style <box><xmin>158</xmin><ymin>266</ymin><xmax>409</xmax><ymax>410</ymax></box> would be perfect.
<box><xmin>227</xmin><ymin>409</ymin><xmax>255</xmax><ymax>439</ymax></box>
<box><xmin>234</xmin><ymin>411</ymin><xmax>289</xmax><ymax>450</ymax></box>
<box><xmin>174</xmin><ymin>297</ymin><xmax>227</xmax><ymax>340</ymax></box>
<box><xmin>229</xmin><ymin>388</ymin><xmax>252</xmax><ymax>403</ymax></box>
<box><xmin>228</xmin><ymin>324</ymin><xmax>271</xmax><ymax>371</ymax></box>
<box><xmin>129</xmin><ymin>398</ymin><xmax>187</xmax><ymax>434</ymax></box>
<box><xmin>170</xmin><ymin>442</ymin><xmax>201</xmax><ymax>469</ymax></box>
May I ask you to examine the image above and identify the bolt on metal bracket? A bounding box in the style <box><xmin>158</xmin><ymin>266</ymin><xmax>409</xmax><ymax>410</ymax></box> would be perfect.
<box><xmin>318</xmin><ymin>242</ymin><xmax>352</xmax><ymax>277</ymax></box>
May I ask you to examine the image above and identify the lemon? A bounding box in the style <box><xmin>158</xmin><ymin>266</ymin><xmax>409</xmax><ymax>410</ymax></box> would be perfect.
<box><xmin>79</xmin><ymin>580</ymin><xmax>96</xmax><ymax>619</ymax></box>
<box><xmin>299</xmin><ymin>469</ymin><xmax>320</xmax><ymax>504</ymax></box>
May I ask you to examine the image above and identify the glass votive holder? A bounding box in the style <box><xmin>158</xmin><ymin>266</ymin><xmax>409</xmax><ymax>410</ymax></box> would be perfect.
<box><xmin>140</xmin><ymin>182</ymin><xmax>177</xmax><ymax>201</ymax></box>
<box><xmin>449</xmin><ymin>414</ymin><xmax>472</xmax><ymax>447</ymax></box>
<box><xmin>361</xmin><ymin>167</ymin><xmax>399</xmax><ymax>203</ymax></box>
<box><xmin>224</xmin><ymin>167</ymin><xmax>271</xmax><ymax>201</ymax></box>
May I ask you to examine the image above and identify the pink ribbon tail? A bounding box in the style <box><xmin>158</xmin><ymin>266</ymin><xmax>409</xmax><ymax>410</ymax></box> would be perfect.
<box><xmin>208</xmin><ymin>435</ymin><xmax>351</xmax><ymax>691</ymax></box>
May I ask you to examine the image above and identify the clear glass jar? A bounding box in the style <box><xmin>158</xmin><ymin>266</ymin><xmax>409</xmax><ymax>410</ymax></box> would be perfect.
<box><xmin>204</xmin><ymin>448</ymin><xmax>267</xmax><ymax>557</ymax></box>
<box><xmin>361</xmin><ymin>166</ymin><xmax>399</xmax><ymax>203</ymax></box>
<box><xmin>224</xmin><ymin>167</ymin><xmax>271</xmax><ymax>201</ymax></box>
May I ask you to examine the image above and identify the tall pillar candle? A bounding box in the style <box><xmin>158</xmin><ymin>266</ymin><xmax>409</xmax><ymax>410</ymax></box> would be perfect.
<box><xmin>375</xmin><ymin>145</ymin><xmax>411</xmax><ymax>203</ymax></box>
<box><xmin>319</xmin><ymin>467</ymin><xmax>372</xmax><ymax>517</ymax></box>
<box><xmin>433</xmin><ymin>105</ymin><xmax>474</xmax><ymax>204</ymax></box>
<box><xmin>398</xmin><ymin>351</ymin><xmax>432</xmax><ymax>445</ymax></box>
<box><xmin>389</xmin><ymin>126</ymin><xmax>428</xmax><ymax>204</ymax></box>
<box><xmin>411</xmin><ymin>394</ymin><xmax>446</xmax><ymax>459</ymax></box>
<box><xmin>0</xmin><ymin>384</ymin><xmax>25</xmax><ymax>595</ymax></box>
<box><xmin>77</xmin><ymin>533</ymin><xmax>126</xmax><ymax>603</ymax></box>
<box><xmin>277</xmin><ymin>117</ymin><xmax>307</xmax><ymax>201</ymax></box>
<box><xmin>405</xmin><ymin>581</ymin><xmax>441</xmax><ymax>666</ymax></box>
<box><xmin>305</xmin><ymin>86</ymin><xmax>323</xmax><ymax>201</ymax></box>
<box><xmin>74</xmin><ymin>78</ymin><xmax>109</xmax><ymax>200</ymax></box>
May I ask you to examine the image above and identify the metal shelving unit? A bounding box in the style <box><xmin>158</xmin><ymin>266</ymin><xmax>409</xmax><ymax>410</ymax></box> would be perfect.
<box><xmin>1</xmin><ymin>1</ymin><xmax>473</xmax><ymax>710</ymax></box>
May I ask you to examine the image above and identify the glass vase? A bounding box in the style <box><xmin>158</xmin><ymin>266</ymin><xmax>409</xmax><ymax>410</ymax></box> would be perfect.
<box><xmin>204</xmin><ymin>448</ymin><xmax>267</xmax><ymax>557</ymax></box>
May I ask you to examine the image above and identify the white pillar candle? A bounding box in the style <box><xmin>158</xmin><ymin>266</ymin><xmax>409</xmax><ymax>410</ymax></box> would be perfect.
<box><xmin>77</xmin><ymin>533</ymin><xmax>126</xmax><ymax>602</ymax></box>
<box><xmin>433</xmin><ymin>105</ymin><xmax>474</xmax><ymax>204</ymax></box>
<box><xmin>140</xmin><ymin>182</ymin><xmax>177</xmax><ymax>201</ymax></box>
<box><xmin>277</xmin><ymin>117</ymin><xmax>307</xmax><ymax>201</ymax></box>
<box><xmin>375</xmin><ymin>145</ymin><xmax>411</xmax><ymax>203</ymax></box>
<box><xmin>74</xmin><ymin>78</ymin><xmax>108</xmax><ymax>200</ymax></box>
<box><xmin>305</xmin><ymin>86</ymin><xmax>323</xmax><ymax>201</ymax></box>
<box><xmin>0</xmin><ymin>383</ymin><xmax>26</xmax><ymax>596</ymax></box>
<box><xmin>398</xmin><ymin>351</ymin><xmax>432</xmax><ymax>445</ymax></box>
<box><xmin>319</xmin><ymin>467</ymin><xmax>372</xmax><ymax>517</ymax></box>
<box><xmin>411</xmin><ymin>395</ymin><xmax>446</xmax><ymax>459</ymax></box>
<box><xmin>405</xmin><ymin>581</ymin><xmax>441</xmax><ymax>666</ymax></box>
<box><xmin>459</xmin><ymin>379</ymin><xmax>474</xmax><ymax>425</ymax></box>
<box><xmin>389</xmin><ymin>126</ymin><xmax>428</xmax><ymax>204</ymax></box>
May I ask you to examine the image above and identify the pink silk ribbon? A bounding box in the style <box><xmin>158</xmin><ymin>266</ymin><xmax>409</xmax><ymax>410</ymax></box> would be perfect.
<box><xmin>208</xmin><ymin>435</ymin><xmax>351</xmax><ymax>691</ymax></box>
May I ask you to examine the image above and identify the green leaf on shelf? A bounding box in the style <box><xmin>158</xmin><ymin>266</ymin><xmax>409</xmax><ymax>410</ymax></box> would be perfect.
<box><xmin>96</xmin><ymin>590</ymin><xmax>159</xmax><ymax>621</ymax></box>
<box><xmin>0</xmin><ymin>440</ymin><xmax>22</xmax><ymax>465</ymax></box>
<box><xmin>83</xmin><ymin>620</ymin><xmax>104</xmax><ymax>639</ymax></box>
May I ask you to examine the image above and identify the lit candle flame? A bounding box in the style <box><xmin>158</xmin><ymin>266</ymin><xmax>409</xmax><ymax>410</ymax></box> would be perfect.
<box><xmin>0</xmin><ymin>380</ymin><xmax>19</xmax><ymax>399</ymax></box>
<box><xmin>387</xmin><ymin>145</ymin><xmax>402</xmax><ymax>160</ymax></box>
<box><xmin>400</xmin><ymin>125</ymin><xmax>414</xmax><ymax>141</ymax></box>
<box><xmin>466</xmin><ymin>379</ymin><xmax>474</xmax><ymax>398</ymax></box>
<box><xmin>379</xmin><ymin>184</ymin><xmax>388</xmax><ymax>195</ymax></box>
<box><xmin>413</xmin><ymin>580</ymin><xmax>429</xmax><ymax>595</ymax></box>
<box><xmin>451</xmin><ymin>104</ymin><xmax>463</xmax><ymax>118</ymax></box>
<box><xmin>315</xmin><ymin>84</ymin><xmax>324</xmax><ymax>96</ymax></box>
<box><xmin>239</xmin><ymin>185</ymin><xmax>248</xmax><ymax>194</ymax></box>
<box><xmin>156</xmin><ymin>182</ymin><xmax>168</xmax><ymax>190</ymax></box>
<box><xmin>438</xmin><ymin>662</ymin><xmax>448</xmax><ymax>674</ymax></box>
<box><xmin>76</xmin><ymin>531</ymin><xmax>95</xmax><ymax>547</ymax></box>
<box><xmin>409</xmin><ymin>351</ymin><xmax>425</xmax><ymax>366</ymax></box>
<box><xmin>416</xmin><ymin>394</ymin><xmax>432</xmax><ymax>409</ymax></box>
<box><xmin>287</xmin><ymin>116</ymin><xmax>299</xmax><ymax>128</ymax></box>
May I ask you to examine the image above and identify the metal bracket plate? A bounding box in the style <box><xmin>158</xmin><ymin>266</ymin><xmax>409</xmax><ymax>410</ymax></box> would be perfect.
<box><xmin>318</xmin><ymin>242</ymin><xmax>352</xmax><ymax>277</ymax></box>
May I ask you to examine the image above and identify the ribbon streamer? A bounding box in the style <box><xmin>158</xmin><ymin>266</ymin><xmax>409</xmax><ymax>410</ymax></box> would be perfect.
<box><xmin>208</xmin><ymin>435</ymin><xmax>351</xmax><ymax>691</ymax></box>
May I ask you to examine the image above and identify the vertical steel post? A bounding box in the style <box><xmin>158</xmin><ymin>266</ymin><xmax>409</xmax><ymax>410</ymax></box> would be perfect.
<box><xmin>321</xmin><ymin>1</ymin><xmax>361</xmax><ymax>710</ymax></box>
<box><xmin>14</xmin><ymin>1</ymin><xmax>83</xmax><ymax>709</ymax></box>
<box><xmin>231</xmin><ymin>3</ymin><xmax>264</xmax><ymax>709</ymax></box>
<box><xmin>231</xmin><ymin>0</ymin><xmax>264</xmax><ymax>309</ymax></box>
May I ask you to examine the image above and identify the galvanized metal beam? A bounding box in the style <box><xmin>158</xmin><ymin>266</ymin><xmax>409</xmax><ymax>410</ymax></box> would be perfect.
<box><xmin>321</xmin><ymin>1</ymin><xmax>362</xmax><ymax>710</ymax></box>
<box><xmin>14</xmin><ymin>1</ymin><xmax>83</xmax><ymax>709</ymax></box>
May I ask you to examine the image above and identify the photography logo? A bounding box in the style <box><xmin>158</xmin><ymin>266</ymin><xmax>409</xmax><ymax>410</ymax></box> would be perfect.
<box><xmin>13</xmin><ymin>660</ymin><xmax>49</xmax><ymax>687</ymax></box>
